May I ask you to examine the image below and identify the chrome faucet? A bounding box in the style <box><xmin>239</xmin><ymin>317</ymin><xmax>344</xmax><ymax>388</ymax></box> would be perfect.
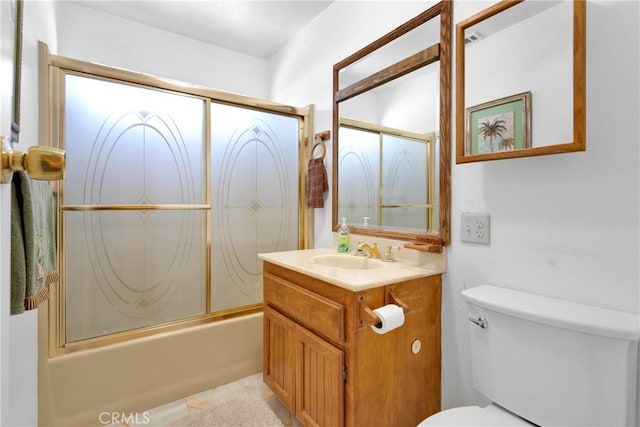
<box><xmin>355</xmin><ymin>242</ymin><xmax>381</xmax><ymax>259</ymax></box>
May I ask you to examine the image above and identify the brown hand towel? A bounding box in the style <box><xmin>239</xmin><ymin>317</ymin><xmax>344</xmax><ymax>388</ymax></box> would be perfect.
<box><xmin>11</xmin><ymin>171</ymin><xmax>58</xmax><ymax>315</ymax></box>
<box><xmin>306</xmin><ymin>157</ymin><xmax>328</xmax><ymax>208</ymax></box>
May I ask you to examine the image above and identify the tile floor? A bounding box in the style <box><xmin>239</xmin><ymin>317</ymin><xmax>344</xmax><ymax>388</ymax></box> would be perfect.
<box><xmin>111</xmin><ymin>373</ymin><xmax>302</xmax><ymax>427</ymax></box>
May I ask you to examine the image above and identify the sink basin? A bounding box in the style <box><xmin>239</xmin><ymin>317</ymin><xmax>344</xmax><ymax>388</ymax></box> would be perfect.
<box><xmin>311</xmin><ymin>254</ymin><xmax>383</xmax><ymax>270</ymax></box>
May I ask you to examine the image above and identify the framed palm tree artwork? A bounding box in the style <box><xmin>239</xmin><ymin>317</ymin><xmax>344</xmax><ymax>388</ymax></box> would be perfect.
<box><xmin>466</xmin><ymin>91</ymin><xmax>531</xmax><ymax>155</ymax></box>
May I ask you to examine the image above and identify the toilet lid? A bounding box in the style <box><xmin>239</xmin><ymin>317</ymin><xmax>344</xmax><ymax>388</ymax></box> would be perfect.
<box><xmin>418</xmin><ymin>404</ymin><xmax>532</xmax><ymax>426</ymax></box>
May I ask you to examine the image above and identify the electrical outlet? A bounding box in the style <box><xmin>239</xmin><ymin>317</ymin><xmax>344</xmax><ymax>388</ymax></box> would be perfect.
<box><xmin>460</xmin><ymin>213</ymin><xmax>490</xmax><ymax>244</ymax></box>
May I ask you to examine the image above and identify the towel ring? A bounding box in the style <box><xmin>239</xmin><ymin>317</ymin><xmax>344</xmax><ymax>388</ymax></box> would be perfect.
<box><xmin>312</xmin><ymin>130</ymin><xmax>330</xmax><ymax>160</ymax></box>
<box><xmin>311</xmin><ymin>141</ymin><xmax>326</xmax><ymax>160</ymax></box>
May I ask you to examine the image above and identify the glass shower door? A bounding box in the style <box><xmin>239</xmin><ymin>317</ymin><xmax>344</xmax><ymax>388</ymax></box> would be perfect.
<box><xmin>60</xmin><ymin>72</ymin><xmax>303</xmax><ymax>345</ymax></box>
<box><xmin>210</xmin><ymin>103</ymin><xmax>300</xmax><ymax>312</ymax></box>
<box><xmin>63</xmin><ymin>74</ymin><xmax>208</xmax><ymax>342</ymax></box>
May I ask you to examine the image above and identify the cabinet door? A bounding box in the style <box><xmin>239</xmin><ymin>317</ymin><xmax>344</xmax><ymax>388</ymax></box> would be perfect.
<box><xmin>264</xmin><ymin>305</ymin><xmax>296</xmax><ymax>411</ymax></box>
<box><xmin>296</xmin><ymin>325</ymin><xmax>344</xmax><ymax>427</ymax></box>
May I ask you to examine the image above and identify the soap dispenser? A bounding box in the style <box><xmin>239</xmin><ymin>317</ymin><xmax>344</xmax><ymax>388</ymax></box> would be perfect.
<box><xmin>337</xmin><ymin>218</ymin><xmax>350</xmax><ymax>253</ymax></box>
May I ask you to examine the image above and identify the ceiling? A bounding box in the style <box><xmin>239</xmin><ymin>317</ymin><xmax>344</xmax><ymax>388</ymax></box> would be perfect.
<box><xmin>73</xmin><ymin>1</ymin><xmax>334</xmax><ymax>59</ymax></box>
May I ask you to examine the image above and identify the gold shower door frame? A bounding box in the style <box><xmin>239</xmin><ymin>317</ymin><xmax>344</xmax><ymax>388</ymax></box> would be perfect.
<box><xmin>39</xmin><ymin>42</ymin><xmax>314</xmax><ymax>356</ymax></box>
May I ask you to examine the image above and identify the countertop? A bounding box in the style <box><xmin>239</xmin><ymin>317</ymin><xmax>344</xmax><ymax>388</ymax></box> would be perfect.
<box><xmin>259</xmin><ymin>248</ymin><xmax>444</xmax><ymax>292</ymax></box>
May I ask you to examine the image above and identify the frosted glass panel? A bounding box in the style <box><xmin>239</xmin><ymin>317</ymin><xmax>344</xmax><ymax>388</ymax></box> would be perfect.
<box><xmin>63</xmin><ymin>74</ymin><xmax>207</xmax><ymax>342</ymax></box>
<box><xmin>64</xmin><ymin>74</ymin><xmax>206</xmax><ymax>206</ymax></box>
<box><xmin>210</xmin><ymin>103</ymin><xmax>299</xmax><ymax>311</ymax></box>
<box><xmin>381</xmin><ymin>134</ymin><xmax>428</xmax><ymax>230</ymax></box>
<box><xmin>337</xmin><ymin>127</ymin><xmax>380</xmax><ymax>225</ymax></box>
<box><xmin>65</xmin><ymin>211</ymin><xmax>206</xmax><ymax>342</ymax></box>
<box><xmin>61</xmin><ymin>72</ymin><xmax>302</xmax><ymax>341</ymax></box>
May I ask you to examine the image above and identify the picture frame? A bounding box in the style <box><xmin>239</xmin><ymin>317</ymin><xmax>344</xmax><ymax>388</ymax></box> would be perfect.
<box><xmin>465</xmin><ymin>91</ymin><xmax>531</xmax><ymax>155</ymax></box>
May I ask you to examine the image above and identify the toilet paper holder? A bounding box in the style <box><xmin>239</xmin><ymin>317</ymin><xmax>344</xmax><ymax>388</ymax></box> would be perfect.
<box><xmin>358</xmin><ymin>288</ymin><xmax>409</xmax><ymax>328</ymax></box>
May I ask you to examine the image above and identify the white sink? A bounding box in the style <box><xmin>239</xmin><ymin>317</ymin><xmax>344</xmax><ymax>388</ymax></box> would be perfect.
<box><xmin>311</xmin><ymin>254</ymin><xmax>384</xmax><ymax>270</ymax></box>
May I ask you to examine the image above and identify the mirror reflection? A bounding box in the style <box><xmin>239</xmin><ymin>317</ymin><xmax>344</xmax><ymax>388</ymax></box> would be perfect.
<box><xmin>456</xmin><ymin>0</ymin><xmax>585</xmax><ymax>163</ymax></box>
<box><xmin>337</xmin><ymin>61</ymin><xmax>439</xmax><ymax>233</ymax></box>
<box><xmin>333</xmin><ymin>1</ymin><xmax>450</xmax><ymax>244</ymax></box>
<box><xmin>338</xmin><ymin>123</ymin><xmax>436</xmax><ymax>232</ymax></box>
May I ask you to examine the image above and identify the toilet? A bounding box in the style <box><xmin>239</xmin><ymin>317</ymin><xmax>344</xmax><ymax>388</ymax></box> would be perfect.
<box><xmin>419</xmin><ymin>285</ymin><xmax>640</xmax><ymax>426</ymax></box>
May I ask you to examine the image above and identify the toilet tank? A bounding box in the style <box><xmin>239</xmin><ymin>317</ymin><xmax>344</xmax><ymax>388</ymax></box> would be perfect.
<box><xmin>462</xmin><ymin>285</ymin><xmax>640</xmax><ymax>426</ymax></box>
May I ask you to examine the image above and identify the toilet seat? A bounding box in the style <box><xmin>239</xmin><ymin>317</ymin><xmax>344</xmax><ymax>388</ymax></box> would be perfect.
<box><xmin>418</xmin><ymin>403</ymin><xmax>532</xmax><ymax>426</ymax></box>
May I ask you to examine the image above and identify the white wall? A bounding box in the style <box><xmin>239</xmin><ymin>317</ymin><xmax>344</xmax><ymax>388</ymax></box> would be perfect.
<box><xmin>1</xmin><ymin>1</ymin><xmax>58</xmax><ymax>426</ymax></box>
<box><xmin>0</xmin><ymin>1</ymin><xmax>12</xmax><ymax>421</ymax></box>
<box><xmin>269</xmin><ymin>1</ymin><xmax>429</xmax><ymax>248</ymax></box>
<box><xmin>445</xmin><ymin>0</ymin><xmax>639</xmax><ymax>407</ymax></box>
<box><xmin>271</xmin><ymin>0</ymin><xmax>640</xmax><ymax>410</ymax></box>
<box><xmin>465</xmin><ymin>1</ymin><xmax>573</xmax><ymax>148</ymax></box>
<box><xmin>56</xmin><ymin>2</ymin><xmax>270</xmax><ymax>99</ymax></box>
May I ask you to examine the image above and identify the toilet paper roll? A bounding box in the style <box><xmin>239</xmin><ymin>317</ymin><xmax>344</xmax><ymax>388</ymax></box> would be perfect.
<box><xmin>370</xmin><ymin>304</ymin><xmax>405</xmax><ymax>335</ymax></box>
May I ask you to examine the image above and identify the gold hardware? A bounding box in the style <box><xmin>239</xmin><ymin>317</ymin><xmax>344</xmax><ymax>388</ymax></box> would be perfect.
<box><xmin>381</xmin><ymin>245</ymin><xmax>401</xmax><ymax>262</ymax></box>
<box><xmin>1</xmin><ymin>136</ymin><xmax>65</xmax><ymax>183</ymax></box>
<box><xmin>357</xmin><ymin>241</ymin><xmax>381</xmax><ymax>259</ymax></box>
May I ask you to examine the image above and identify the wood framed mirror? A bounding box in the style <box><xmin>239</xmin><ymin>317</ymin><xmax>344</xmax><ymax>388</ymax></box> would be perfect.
<box><xmin>332</xmin><ymin>0</ymin><xmax>451</xmax><ymax>246</ymax></box>
<box><xmin>456</xmin><ymin>0</ymin><xmax>585</xmax><ymax>163</ymax></box>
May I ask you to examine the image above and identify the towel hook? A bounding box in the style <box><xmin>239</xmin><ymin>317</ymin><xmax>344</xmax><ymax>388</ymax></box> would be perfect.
<box><xmin>1</xmin><ymin>136</ymin><xmax>65</xmax><ymax>183</ymax></box>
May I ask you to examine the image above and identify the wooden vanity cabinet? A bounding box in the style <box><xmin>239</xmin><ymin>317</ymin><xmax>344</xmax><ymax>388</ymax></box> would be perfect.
<box><xmin>262</xmin><ymin>261</ymin><xmax>442</xmax><ymax>427</ymax></box>
<box><xmin>264</xmin><ymin>305</ymin><xmax>345</xmax><ymax>426</ymax></box>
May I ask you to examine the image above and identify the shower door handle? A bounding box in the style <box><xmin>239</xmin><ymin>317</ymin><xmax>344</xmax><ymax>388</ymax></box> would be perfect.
<box><xmin>469</xmin><ymin>316</ymin><xmax>488</xmax><ymax>329</ymax></box>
